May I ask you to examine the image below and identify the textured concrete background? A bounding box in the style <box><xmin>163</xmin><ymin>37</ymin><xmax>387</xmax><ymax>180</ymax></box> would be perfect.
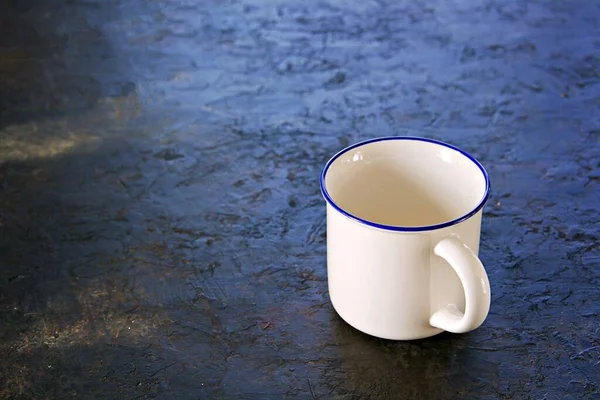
<box><xmin>0</xmin><ymin>0</ymin><xmax>599</xmax><ymax>398</ymax></box>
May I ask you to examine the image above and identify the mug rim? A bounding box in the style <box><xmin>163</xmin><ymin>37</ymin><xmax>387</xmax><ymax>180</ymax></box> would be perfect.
<box><xmin>320</xmin><ymin>136</ymin><xmax>491</xmax><ymax>232</ymax></box>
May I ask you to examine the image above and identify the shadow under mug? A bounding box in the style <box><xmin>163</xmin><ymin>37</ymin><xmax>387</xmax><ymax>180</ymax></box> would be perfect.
<box><xmin>320</xmin><ymin>136</ymin><xmax>491</xmax><ymax>340</ymax></box>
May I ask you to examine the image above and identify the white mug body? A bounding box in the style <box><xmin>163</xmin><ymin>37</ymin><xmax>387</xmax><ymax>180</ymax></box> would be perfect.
<box><xmin>321</xmin><ymin>137</ymin><xmax>491</xmax><ymax>340</ymax></box>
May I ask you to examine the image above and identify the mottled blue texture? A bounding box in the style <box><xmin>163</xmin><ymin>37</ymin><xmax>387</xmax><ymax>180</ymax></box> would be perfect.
<box><xmin>0</xmin><ymin>0</ymin><xmax>599</xmax><ymax>398</ymax></box>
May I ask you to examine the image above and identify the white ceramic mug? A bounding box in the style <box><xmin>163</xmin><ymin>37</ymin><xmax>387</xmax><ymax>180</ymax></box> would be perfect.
<box><xmin>320</xmin><ymin>136</ymin><xmax>491</xmax><ymax>340</ymax></box>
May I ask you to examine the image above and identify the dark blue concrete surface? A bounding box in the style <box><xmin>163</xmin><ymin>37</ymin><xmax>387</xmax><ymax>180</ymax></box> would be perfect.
<box><xmin>0</xmin><ymin>0</ymin><xmax>599</xmax><ymax>398</ymax></box>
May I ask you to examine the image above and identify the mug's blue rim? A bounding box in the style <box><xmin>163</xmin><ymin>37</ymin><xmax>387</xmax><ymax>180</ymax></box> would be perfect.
<box><xmin>319</xmin><ymin>136</ymin><xmax>491</xmax><ymax>232</ymax></box>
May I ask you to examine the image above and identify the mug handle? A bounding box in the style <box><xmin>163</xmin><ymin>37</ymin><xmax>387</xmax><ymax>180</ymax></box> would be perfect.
<box><xmin>429</xmin><ymin>236</ymin><xmax>491</xmax><ymax>333</ymax></box>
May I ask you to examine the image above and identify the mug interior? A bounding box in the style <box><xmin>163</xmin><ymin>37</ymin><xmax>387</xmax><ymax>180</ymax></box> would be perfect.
<box><xmin>321</xmin><ymin>137</ymin><xmax>489</xmax><ymax>230</ymax></box>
